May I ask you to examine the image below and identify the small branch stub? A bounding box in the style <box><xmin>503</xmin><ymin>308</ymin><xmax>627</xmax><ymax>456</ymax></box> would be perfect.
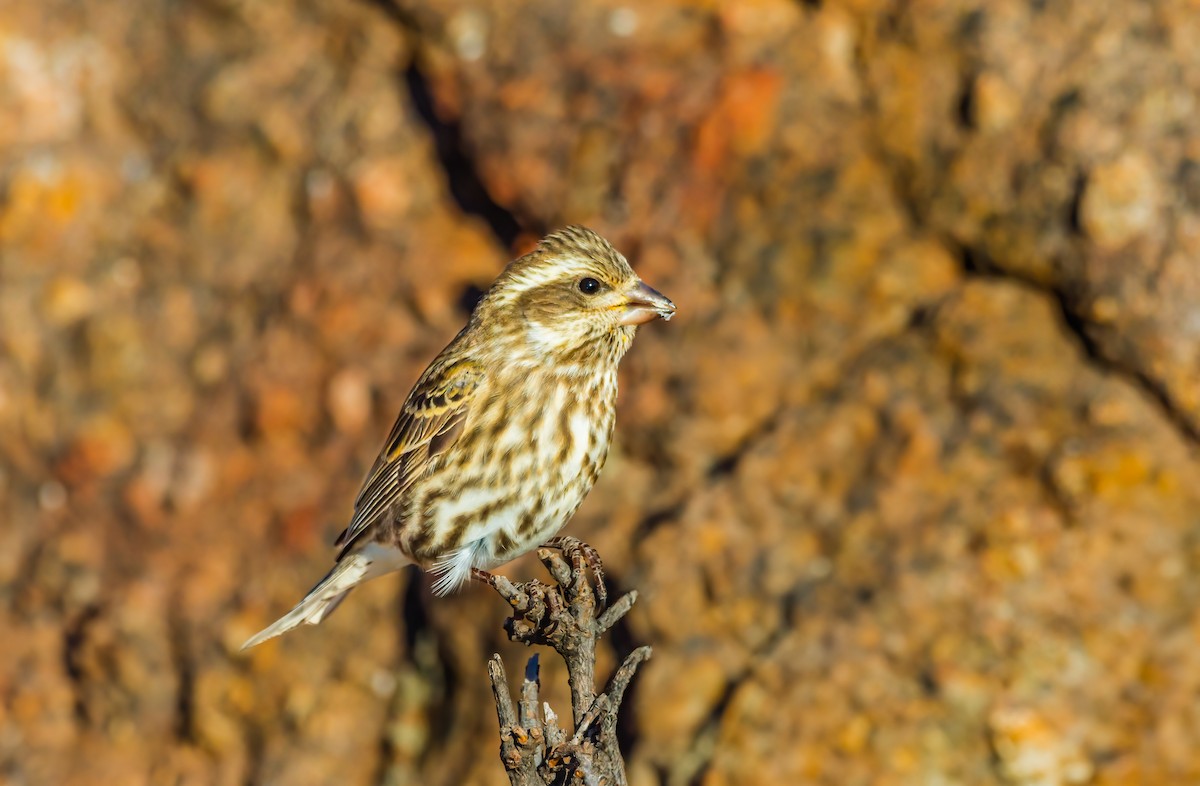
<box><xmin>485</xmin><ymin>538</ymin><xmax>651</xmax><ymax>786</ymax></box>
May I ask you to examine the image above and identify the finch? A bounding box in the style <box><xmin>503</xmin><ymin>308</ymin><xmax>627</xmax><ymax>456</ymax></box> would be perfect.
<box><xmin>243</xmin><ymin>226</ymin><xmax>675</xmax><ymax>649</ymax></box>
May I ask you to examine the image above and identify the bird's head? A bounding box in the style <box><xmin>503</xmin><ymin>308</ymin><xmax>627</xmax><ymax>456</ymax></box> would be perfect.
<box><xmin>477</xmin><ymin>226</ymin><xmax>675</xmax><ymax>363</ymax></box>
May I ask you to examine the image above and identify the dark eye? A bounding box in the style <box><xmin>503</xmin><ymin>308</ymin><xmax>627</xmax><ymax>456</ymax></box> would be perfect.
<box><xmin>578</xmin><ymin>277</ymin><xmax>601</xmax><ymax>295</ymax></box>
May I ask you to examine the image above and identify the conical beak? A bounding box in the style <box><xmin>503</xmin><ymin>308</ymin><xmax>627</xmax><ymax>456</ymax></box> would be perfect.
<box><xmin>616</xmin><ymin>281</ymin><xmax>676</xmax><ymax>326</ymax></box>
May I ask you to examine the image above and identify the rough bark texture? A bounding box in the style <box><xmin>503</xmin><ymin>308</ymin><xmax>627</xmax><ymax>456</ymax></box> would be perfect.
<box><xmin>5</xmin><ymin>1</ymin><xmax>1200</xmax><ymax>785</ymax></box>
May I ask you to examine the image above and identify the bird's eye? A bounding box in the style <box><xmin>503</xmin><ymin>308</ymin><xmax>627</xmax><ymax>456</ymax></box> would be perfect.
<box><xmin>578</xmin><ymin>277</ymin><xmax>602</xmax><ymax>295</ymax></box>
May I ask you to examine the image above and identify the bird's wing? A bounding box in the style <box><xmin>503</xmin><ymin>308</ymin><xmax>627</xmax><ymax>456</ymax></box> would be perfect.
<box><xmin>335</xmin><ymin>356</ymin><xmax>483</xmax><ymax>555</ymax></box>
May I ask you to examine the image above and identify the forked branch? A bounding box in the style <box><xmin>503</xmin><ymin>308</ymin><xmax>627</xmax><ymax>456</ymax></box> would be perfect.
<box><xmin>485</xmin><ymin>538</ymin><xmax>651</xmax><ymax>786</ymax></box>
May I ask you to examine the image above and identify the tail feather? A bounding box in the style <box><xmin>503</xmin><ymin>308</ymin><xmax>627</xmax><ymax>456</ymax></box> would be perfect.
<box><xmin>241</xmin><ymin>543</ymin><xmax>409</xmax><ymax>651</ymax></box>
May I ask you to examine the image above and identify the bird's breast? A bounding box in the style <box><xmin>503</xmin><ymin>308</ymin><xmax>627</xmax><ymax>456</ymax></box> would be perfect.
<box><xmin>402</xmin><ymin>366</ymin><xmax>618</xmax><ymax>568</ymax></box>
<box><xmin>491</xmin><ymin>373</ymin><xmax>614</xmax><ymax>559</ymax></box>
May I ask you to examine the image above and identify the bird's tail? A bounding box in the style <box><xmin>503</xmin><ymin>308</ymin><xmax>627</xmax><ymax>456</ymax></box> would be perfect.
<box><xmin>241</xmin><ymin>543</ymin><xmax>409</xmax><ymax>650</ymax></box>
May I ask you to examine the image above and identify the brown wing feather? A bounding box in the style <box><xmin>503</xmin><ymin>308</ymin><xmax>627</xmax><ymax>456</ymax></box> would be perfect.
<box><xmin>334</xmin><ymin>356</ymin><xmax>482</xmax><ymax>554</ymax></box>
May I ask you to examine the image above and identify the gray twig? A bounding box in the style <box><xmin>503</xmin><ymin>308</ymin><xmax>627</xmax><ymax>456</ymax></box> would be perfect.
<box><xmin>486</xmin><ymin>538</ymin><xmax>651</xmax><ymax>786</ymax></box>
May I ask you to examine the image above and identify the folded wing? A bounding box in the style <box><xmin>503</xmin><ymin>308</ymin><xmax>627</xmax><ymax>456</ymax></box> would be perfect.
<box><xmin>335</xmin><ymin>355</ymin><xmax>483</xmax><ymax>556</ymax></box>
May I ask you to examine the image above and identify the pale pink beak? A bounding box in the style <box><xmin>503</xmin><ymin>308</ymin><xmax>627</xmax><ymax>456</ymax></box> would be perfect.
<box><xmin>616</xmin><ymin>281</ymin><xmax>675</xmax><ymax>326</ymax></box>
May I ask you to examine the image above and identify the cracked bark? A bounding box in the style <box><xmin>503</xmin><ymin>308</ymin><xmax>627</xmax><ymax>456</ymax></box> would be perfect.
<box><xmin>485</xmin><ymin>538</ymin><xmax>650</xmax><ymax>786</ymax></box>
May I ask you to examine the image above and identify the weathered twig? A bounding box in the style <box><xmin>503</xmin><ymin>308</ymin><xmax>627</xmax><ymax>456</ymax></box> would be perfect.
<box><xmin>486</xmin><ymin>538</ymin><xmax>651</xmax><ymax>786</ymax></box>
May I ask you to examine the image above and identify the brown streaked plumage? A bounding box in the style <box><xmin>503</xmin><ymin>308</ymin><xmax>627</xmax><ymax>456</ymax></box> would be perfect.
<box><xmin>243</xmin><ymin>226</ymin><xmax>675</xmax><ymax>649</ymax></box>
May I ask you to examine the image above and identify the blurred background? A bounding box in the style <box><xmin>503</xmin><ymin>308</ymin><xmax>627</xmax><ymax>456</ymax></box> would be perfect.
<box><xmin>4</xmin><ymin>0</ymin><xmax>1200</xmax><ymax>784</ymax></box>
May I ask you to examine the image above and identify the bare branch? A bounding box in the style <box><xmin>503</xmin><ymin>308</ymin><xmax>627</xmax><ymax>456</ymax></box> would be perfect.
<box><xmin>597</xmin><ymin>590</ymin><xmax>638</xmax><ymax>633</ymax></box>
<box><xmin>607</xmin><ymin>645</ymin><xmax>652</xmax><ymax>714</ymax></box>
<box><xmin>485</xmin><ymin>538</ymin><xmax>650</xmax><ymax>786</ymax></box>
<box><xmin>570</xmin><ymin>693</ymin><xmax>609</xmax><ymax>745</ymax></box>
<box><xmin>488</xmin><ymin>656</ymin><xmax>516</xmax><ymax>728</ymax></box>
<box><xmin>539</xmin><ymin>547</ymin><xmax>573</xmax><ymax>588</ymax></box>
<box><xmin>518</xmin><ymin>655</ymin><xmax>540</xmax><ymax>730</ymax></box>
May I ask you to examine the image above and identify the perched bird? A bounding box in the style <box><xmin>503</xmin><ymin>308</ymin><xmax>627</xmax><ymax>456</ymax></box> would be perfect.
<box><xmin>243</xmin><ymin>226</ymin><xmax>675</xmax><ymax>649</ymax></box>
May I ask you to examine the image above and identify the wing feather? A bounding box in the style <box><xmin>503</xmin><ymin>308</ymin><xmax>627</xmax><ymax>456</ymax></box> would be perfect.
<box><xmin>334</xmin><ymin>356</ymin><xmax>482</xmax><ymax>554</ymax></box>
